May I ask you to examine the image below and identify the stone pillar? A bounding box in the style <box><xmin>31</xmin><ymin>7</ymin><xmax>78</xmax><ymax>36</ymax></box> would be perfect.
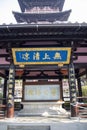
<box><xmin>68</xmin><ymin>63</ymin><xmax>77</xmax><ymax>117</ymax></box>
<box><xmin>7</xmin><ymin>64</ymin><xmax>15</xmax><ymax>118</ymax></box>
<box><xmin>3</xmin><ymin>73</ymin><xmax>8</xmax><ymax>105</ymax></box>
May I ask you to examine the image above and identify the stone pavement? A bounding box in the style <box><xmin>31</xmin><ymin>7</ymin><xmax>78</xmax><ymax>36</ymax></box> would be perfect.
<box><xmin>0</xmin><ymin>116</ymin><xmax>87</xmax><ymax>130</ymax></box>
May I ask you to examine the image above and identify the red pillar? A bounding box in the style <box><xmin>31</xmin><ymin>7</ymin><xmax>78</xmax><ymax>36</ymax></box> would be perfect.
<box><xmin>7</xmin><ymin>107</ymin><xmax>14</xmax><ymax>118</ymax></box>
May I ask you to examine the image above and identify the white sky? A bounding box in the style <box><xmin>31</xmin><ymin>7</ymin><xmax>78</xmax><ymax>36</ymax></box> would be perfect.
<box><xmin>0</xmin><ymin>0</ymin><xmax>87</xmax><ymax>24</ymax></box>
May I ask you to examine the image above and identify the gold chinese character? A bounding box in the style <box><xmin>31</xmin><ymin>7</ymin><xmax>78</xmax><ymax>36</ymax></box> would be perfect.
<box><xmin>36</xmin><ymin>89</ymin><xmax>41</xmax><ymax>95</ymax></box>
<box><xmin>22</xmin><ymin>52</ymin><xmax>30</xmax><ymax>60</ymax></box>
<box><xmin>8</xmin><ymin>94</ymin><xmax>12</xmax><ymax>98</ymax></box>
<box><xmin>70</xmin><ymin>73</ymin><xmax>74</xmax><ymax>76</ymax></box>
<box><xmin>8</xmin><ymin>99</ymin><xmax>11</xmax><ymax>103</ymax></box>
<box><xmin>28</xmin><ymin>89</ymin><xmax>34</xmax><ymax>95</ymax></box>
<box><xmin>33</xmin><ymin>52</ymin><xmax>40</xmax><ymax>60</ymax></box>
<box><xmin>8</xmin><ymin>89</ymin><xmax>12</xmax><ymax>93</ymax></box>
<box><xmin>51</xmin><ymin>88</ymin><xmax>56</xmax><ymax>96</ymax></box>
<box><xmin>71</xmin><ymin>79</ymin><xmax>74</xmax><ymax>81</ymax></box>
<box><xmin>70</xmin><ymin>68</ymin><xmax>73</xmax><ymax>71</ymax></box>
<box><xmin>71</xmin><ymin>83</ymin><xmax>75</xmax><ymax>86</ymax></box>
<box><xmin>53</xmin><ymin>52</ymin><xmax>61</xmax><ymax>59</ymax></box>
<box><xmin>44</xmin><ymin>90</ymin><xmax>48</xmax><ymax>95</ymax></box>
<box><xmin>43</xmin><ymin>53</ymin><xmax>50</xmax><ymax>60</ymax></box>
<box><xmin>10</xmin><ymin>69</ymin><xmax>13</xmax><ymax>73</ymax></box>
<box><xmin>9</xmin><ymin>74</ymin><xmax>13</xmax><ymax>78</ymax></box>
<box><xmin>71</xmin><ymin>89</ymin><xmax>75</xmax><ymax>92</ymax></box>
<box><xmin>9</xmin><ymin>84</ymin><xmax>13</xmax><ymax>88</ymax></box>
<box><xmin>9</xmin><ymin>79</ymin><xmax>13</xmax><ymax>82</ymax></box>
<box><xmin>8</xmin><ymin>100</ymin><xmax>13</xmax><ymax>105</ymax></box>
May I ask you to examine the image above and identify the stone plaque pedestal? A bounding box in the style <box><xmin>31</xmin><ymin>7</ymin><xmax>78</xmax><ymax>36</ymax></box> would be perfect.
<box><xmin>18</xmin><ymin>101</ymin><xmax>68</xmax><ymax>116</ymax></box>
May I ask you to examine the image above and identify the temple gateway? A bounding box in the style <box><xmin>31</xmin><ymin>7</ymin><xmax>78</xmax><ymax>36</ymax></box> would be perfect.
<box><xmin>0</xmin><ymin>0</ymin><xmax>87</xmax><ymax>119</ymax></box>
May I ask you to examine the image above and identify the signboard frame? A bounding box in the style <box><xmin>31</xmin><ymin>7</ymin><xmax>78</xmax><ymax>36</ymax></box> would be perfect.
<box><xmin>23</xmin><ymin>81</ymin><xmax>61</xmax><ymax>102</ymax></box>
<box><xmin>12</xmin><ymin>48</ymin><xmax>71</xmax><ymax>65</ymax></box>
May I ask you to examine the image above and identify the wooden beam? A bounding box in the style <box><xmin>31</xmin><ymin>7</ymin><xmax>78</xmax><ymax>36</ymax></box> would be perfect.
<box><xmin>16</xmin><ymin>75</ymin><xmax>68</xmax><ymax>80</ymax></box>
<box><xmin>74</xmin><ymin>52</ymin><xmax>87</xmax><ymax>56</ymax></box>
<box><xmin>0</xmin><ymin>72</ymin><xmax>6</xmax><ymax>78</ymax></box>
<box><xmin>76</xmin><ymin>70</ymin><xmax>86</xmax><ymax>78</ymax></box>
<box><xmin>0</xmin><ymin>54</ymin><xmax>9</xmax><ymax>58</ymax></box>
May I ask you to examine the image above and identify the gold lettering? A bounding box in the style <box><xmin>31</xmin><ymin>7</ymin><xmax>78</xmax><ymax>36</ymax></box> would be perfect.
<box><xmin>70</xmin><ymin>74</ymin><xmax>74</xmax><ymax>76</ymax></box>
<box><xmin>8</xmin><ymin>94</ymin><xmax>12</xmax><ymax>98</ymax></box>
<box><xmin>53</xmin><ymin>52</ymin><xmax>61</xmax><ymax>59</ymax></box>
<box><xmin>51</xmin><ymin>88</ymin><xmax>56</xmax><ymax>96</ymax></box>
<box><xmin>44</xmin><ymin>90</ymin><xmax>48</xmax><ymax>95</ymax></box>
<box><xmin>8</xmin><ymin>100</ymin><xmax>13</xmax><ymax>105</ymax></box>
<box><xmin>9</xmin><ymin>84</ymin><xmax>13</xmax><ymax>88</ymax></box>
<box><xmin>71</xmin><ymin>79</ymin><xmax>74</xmax><ymax>81</ymax></box>
<box><xmin>71</xmin><ymin>83</ymin><xmax>75</xmax><ymax>86</ymax></box>
<box><xmin>9</xmin><ymin>79</ymin><xmax>13</xmax><ymax>82</ymax></box>
<box><xmin>22</xmin><ymin>52</ymin><xmax>30</xmax><ymax>60</ymax></box>
<box><xmin>28</xmin><ymin>89</ymin><xmax>34</xmax><ymax>95</ymax></box>
<box><xmin>43</xmin><ymin>53</ymin><xmax>50</xmax><ymax>60</ymax></box>
<box><xmin>10</xmin><ymin>69</ymin><xmax>14</xmax><ymax>73</ymax></box>
<box><xmin>33</xmin><ymin>52</ymin><xmax>40</xmax><ymax>60</ymax></box>
<box><xmin>9</xmin><ymin>74</ymin><xmax>13</xmax><ymax>78</ymax></box>
<box><xmin>36</xmin><ymin>89</ymin><xmax>41</xmax><ymax>95</ymax></box>
<box><xmin>70</xmin><ymin>68</ymin><xmax>73</xmax><ymax>71</ymax></box>
<box><xmin>8</xmin><ymin>89</ymin><xmax>12</xmax><ymax>93</ymax></box>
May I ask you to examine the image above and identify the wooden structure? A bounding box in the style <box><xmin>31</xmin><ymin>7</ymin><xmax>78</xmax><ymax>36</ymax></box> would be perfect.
<box><xmin>0</xmin><ymin>104</ymin><xmax>6</xmax><ymax>119</ymax></box>
<box><xmin>0</xmin><ymin>0</ymin><xmax>87</xmax><ymax>118</ymax></box>
<box><xmin>13</xmin><ymin>0</ymin><xmax>71</xmax><ymax>23</ymax></box>
<box><xmin>0</xmin><ymin>23</ymin><xmax>87</xmax><ymax>118</ymax></box>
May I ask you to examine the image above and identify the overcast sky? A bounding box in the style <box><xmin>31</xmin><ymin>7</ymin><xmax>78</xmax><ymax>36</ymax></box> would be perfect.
<box><xmin>0</xmin><ymin>0</ymin><xmax>87</xmax><ymax>24</ymax></box>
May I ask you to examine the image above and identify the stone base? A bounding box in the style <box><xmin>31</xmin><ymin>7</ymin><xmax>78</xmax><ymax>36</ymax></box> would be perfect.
<box><xmin>8</xmin><ymin>125</ymin><xmax>50</xmax><ymax>130</ymax></box>
<box><xmin>18</xmin><ymin>101</ymin><xmax>68</xmax><ymax>117</ymax></box>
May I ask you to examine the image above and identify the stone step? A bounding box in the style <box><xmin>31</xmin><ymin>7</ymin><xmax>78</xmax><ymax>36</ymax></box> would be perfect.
<box><xmin>18</xmin><ymin>111</ymin><xmax>69</xmax><ymax>119</ymax></box>
<box><xmin>8</xmin><ymin>125</ymin><xmax>50</xmax><ymax>130</ymax></box>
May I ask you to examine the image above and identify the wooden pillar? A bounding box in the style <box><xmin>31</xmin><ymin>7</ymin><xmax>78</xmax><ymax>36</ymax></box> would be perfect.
<box><xmin>76</xmin><ymin>69</ymin><xmax>82</xmax><ymax>102</ymax></box>
<box><xmin>3</xmin><ymin>72</ymin><xmax>8</xmax><ymax>105</ymax></box>
<box><xmin>68</xmin><ymin>63</ymin><xmax>77</xmax><ymax>117</ymax></box>
<box><xmin>76</xmin><ymin>69</ymin><xmax>82</xmax><ymax>97</ymax></box>
<box><xmin>77</xmin><ymin>77</ymin><xmax>82</xmax><ymax>101</ymax></box>
<box><xmin>7</xmin><ymin>64</ymin><xmax>15</xmax><ymax>118</ymax></box>
<box><xmin>22</xmin><ymin>78</ymin><xmax>25</xmax><ymax>101</ymax></box>
<box><xmin>59</xmin><ymin>77</ymin><xmax>63</xmax><ymax>101</ymax></box>
<box><xmin>86</xmin><ymin>69</ymin><xmax>87</xmax><ymax>79</ymax></box>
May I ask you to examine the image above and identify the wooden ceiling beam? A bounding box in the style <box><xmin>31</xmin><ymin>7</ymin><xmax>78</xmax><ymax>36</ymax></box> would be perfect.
<box><xmin>15</xmin><ymin>75</ymin><xmax>68</xmax><ymax>80</ymax></box>
<box><xmin>74</xmin><ymin>52</ymin><xmax>87</xmax><ymax>56</ymax></box>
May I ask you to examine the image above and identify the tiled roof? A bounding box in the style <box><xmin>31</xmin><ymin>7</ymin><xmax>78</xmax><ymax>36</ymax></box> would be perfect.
<box><xmin>18</xmin><ymin>0</ymin><xmax>65</xmax><ymax>12</ymax></box>
<box><xmin>0</xmin><ymin>23</ymin><xmax>87</xmax><ymax>42</ymax></box>
<box><xmin>12</xmin><ymin>10</ymin><xmax>71</xmax><ymax>23</ymax></box>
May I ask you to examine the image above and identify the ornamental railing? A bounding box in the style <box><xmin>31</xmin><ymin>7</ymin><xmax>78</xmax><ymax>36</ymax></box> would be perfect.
<box><xmin>70</xmin><ymin>97</ymin><xmax>87</xmax><ymax>118</ymax></box>
<box><xmin>0</xmin><ymin>98</ymin><xmax>6</xmax><ymax>119</ymax></box>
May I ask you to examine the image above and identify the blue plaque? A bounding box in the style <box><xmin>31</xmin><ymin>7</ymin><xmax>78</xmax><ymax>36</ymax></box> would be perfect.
<box><xmin>12</xmin><ymin>48</ymin><xmax>71</xmax><ymax>65</ymax></box>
